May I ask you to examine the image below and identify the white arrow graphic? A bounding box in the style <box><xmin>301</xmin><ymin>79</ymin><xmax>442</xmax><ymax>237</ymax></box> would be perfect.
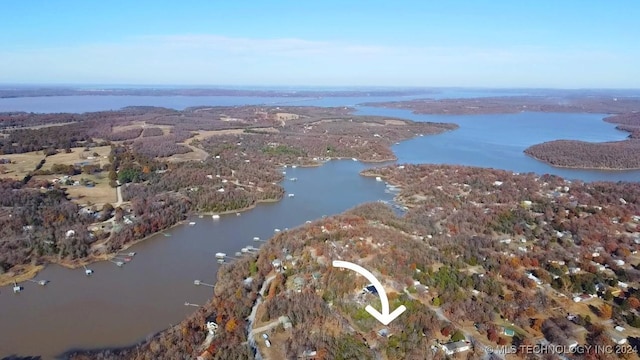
<box><xmin>332</xmin><ymin>260</ymin><xmax>406</xmax><ymax>325</ymax></box>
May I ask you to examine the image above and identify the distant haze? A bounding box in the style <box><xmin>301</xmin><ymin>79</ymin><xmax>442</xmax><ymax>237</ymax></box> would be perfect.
<box><xmin>0</xmin><ymin>1</ymin><xmax>638</xmax><ymax>88</ymax></box>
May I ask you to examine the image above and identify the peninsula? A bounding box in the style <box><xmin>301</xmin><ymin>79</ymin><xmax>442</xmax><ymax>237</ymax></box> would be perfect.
<box><xmin>0</xmin><ymin>106</ymin><xmax>456</xmax><ymax>286</ymax></box>
<box><xmin>69</xmin><ymin>164</ymin><xmax>640</xmax><ymax>359</ymax></box>
<box><xmin>366</xmin><ymin>95</ymin><xmax>640</xmax><ymax>170</ymax></box>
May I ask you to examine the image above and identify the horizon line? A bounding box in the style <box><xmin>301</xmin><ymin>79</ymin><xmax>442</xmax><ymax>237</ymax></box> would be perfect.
<box><xmin>1</xmin><ymin>84</ymin><xmax>640</xmax><ymax>91</ymax></box>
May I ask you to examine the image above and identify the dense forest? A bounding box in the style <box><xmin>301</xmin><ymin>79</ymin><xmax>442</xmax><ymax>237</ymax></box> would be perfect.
<box><xmin>523</xmin><ymin>112</ymin><xmax>640</xmax><ymax>170</ymax></box>
<box><xmin>524</xmin><ymin>139</ymin><xmax>640</xmax><ymax>169</ymax></box>
<box><xmin>606</xmin><ymin>113</ymin><xmax>640</xmax><ymax>139</ymax></box>
<box><xmin>366</xmin><ymin>96</ymin><xmax>640</xmax><ymax>116</ymax></box>
<box><xmin>72</xmin><ymin>165</ymin><xmax>640</xmax><ymax>359</ymax></box>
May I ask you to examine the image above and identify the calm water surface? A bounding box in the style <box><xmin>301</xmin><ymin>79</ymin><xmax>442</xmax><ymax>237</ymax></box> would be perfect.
<box><xmin>356</xmin><ymin>107</ymin><xmax>640</xmax><ymax>182</ymax></box>
<box><xmin>0</xmin><ymin>90</ymin><xmax>525</xmax><ymax>113</ymax></box>
<box><xmin>0</xmin><ymin>95</ymin><xmax>638</xmax><ymax>358</ymax></box>
<box><xmin>0</xmin><ymin>161</ymin><xmax>395</xmax><ymax>359</ymax></box>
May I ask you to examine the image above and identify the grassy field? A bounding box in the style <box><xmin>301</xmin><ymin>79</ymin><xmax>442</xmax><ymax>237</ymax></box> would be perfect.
<box><xmin>41</xmin><ymin>146</ymin><xmax>111</xmax><ymax>171</ymax></box>
<box><xmin>112</xmin><ymin>121</ymin><xmax>173</xmax><ymax>135</ymax></box>
<box><xmin>64</xmin><ymin>173</ymin><xmax>116</xmax><ymax>206</ymax></box>
<box><xmin>0</xmin><ymin>152</ymin><xmax>46</xmax><ymax>180</ymax></box>
<box><xmin>34</xmin><ymin>173</ymin><xmax>116</xmax><ymax>207</ymax></box>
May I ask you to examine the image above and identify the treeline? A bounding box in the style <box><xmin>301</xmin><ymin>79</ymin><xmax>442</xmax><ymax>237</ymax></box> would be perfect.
<box><xmin>605</xmin><ymin>112</ymin><xmax>640</xmax><ymax>127</ymax></box>
<box><xmin>106</xmin><ymin>127</ymin><xmax>143</xmax><ymax>141</ymax></box>
<box><xmin>365</xmin><ymin>95</ymin><xmax>640</xmax><ymax>115</ymax></box>
<box><xmin>0</xmin><ymin>124</ymin><xmax>96</xmax><ymax>154</ymax></box>
<box><xmin>131</xmin><ymin>136</ymin><xmax>192</xmax><ymax>157</ymax></box>
<box><xmin>524</xmin><ymin>139</ymin><xmax>640</xmax><ymax>169</ymax></box>
<box><xmin>605</xmin><ymin>113</ymin><xmax>640</xmax><ymax>139</ymax></box>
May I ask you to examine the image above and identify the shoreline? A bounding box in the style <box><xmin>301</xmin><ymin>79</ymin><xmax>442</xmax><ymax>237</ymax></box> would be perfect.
<box><xmin>0</xmin><ymin>129</ymin><xmax>434</xmax><ymax>287</ymax></box>
<box><xmin>0</xmin><ymin>198</ymin><xmax>283</xmax><ymax>287</ymax></box>
<box><xmin>523</xmin><ymin>151</ymin><xmax>640</xmax><ymax>171</ymax></box>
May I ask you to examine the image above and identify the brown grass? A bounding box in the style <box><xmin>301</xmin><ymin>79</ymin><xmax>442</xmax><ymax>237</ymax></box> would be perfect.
<box><xmin>0</xmin><ymin>151</ymin><xmax>46</xmax><ymax>179</ymax></box>
<box><xmin>0</xmin><ymin>264</ymin><xmax>45</xmax><ymax>287</ymax></box>
<box><xmin>384</xmin><ymin>119</ymin><xmax>406</xmax><ymax>125</ymax></box>
<box><xmin>113</xmin><ymin>121</ymin><xmax>174</xmax><ymax>135</ymax></box>
<box><xmin>42</xmin><ymin>146</ymin><xmax>111</xmax><ymax>171</ymax></box>
<box><xmin>34</xmin><ymin>173</ymin><xmax>117</xmax><ymax>206</ymax></box>
<box><xmin>190</xmin><ymin>129</ymin><xmax>245</xmax><ymax>141</ymax></box>
<box><xmin>64</xmin><ymin>174</ymin><xmax>116</xmax><ymax>206</ymax></box>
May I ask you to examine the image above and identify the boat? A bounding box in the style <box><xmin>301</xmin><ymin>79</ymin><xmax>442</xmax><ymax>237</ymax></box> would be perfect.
<box><xmin>375</xmin><ymin>177</ymin><xmax>382</xmax><ymax>182</ymax></box>
<box><xmin>288</xmin><ymin>193</ymin><xmax>295</xmax><ymax>197</ymax></box>
<box><xmin>291</xmin><ymin>165</ymin><xmax>297</xmax><ymax>168</ymax></box>
<box><xmin>215</xmin><ymin>252</ymin><xmax>226</xmax><ymax>259</ymax></box>
<box><xmin>217</xmin><ymin>259</ymin><xmax>225</xmax><ymax>264</ymax></box>
<box><xmin>352</xmin><ymin>158</ymin><xmax>357</xmax><ymax>161</ymax></box>
<box><xmin>236</xmin><ymin>212</ymin><xmax>241</xmax><ymax>216</ymax></box>
<box><xmin>289</xmin><ymin>177</ymin><xmax>297</xmax><ymax>181</ymax></box>
<box><xmin>274</xmin><ymin>228</ymin><xmax>281</xmax><ymax>233</ymax></box>
<box><xmin>163</xmin><ymin>233</ymin><xmax>172</xmax><ymax>237</ymax></box>
<box><xmin>212</xmin><ymin>214</ymin><xmax>220</xmax><ymax>220</ymax></box>
<box><xmin>189</xmin><ymin>221</ymin><xmax>196</xmax><ymax>226</ymax></box>
<box><xmin>253</xmin><ymin>237</ymin><xmax>260</xmax><ymax>241</ymax></box>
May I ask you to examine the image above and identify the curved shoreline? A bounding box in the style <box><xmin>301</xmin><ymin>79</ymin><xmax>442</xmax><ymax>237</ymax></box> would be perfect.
<box><xmin>523</xmin><ymin>152</ymin><xmax>640</xmax><ymax>171</ymax></box>
<box><xmin>0</xmin><ymin>154</ymin><xmax>408</xmax><ymax>287</ymax></box>
<box><xmin>0</xmin><ymin>197</ymin><xmax>282</xmax><ymax>287</ymax></box>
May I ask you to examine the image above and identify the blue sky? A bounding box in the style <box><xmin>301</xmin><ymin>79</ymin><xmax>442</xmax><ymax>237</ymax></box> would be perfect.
<box><xmin>1</xmin><ymin>1</ymin><xmax>638</xmax><ymax>88</ymax></box>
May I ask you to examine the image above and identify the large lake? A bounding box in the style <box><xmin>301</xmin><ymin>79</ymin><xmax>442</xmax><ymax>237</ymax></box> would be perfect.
<box><xmin>0</xmin><ymin>95</ymin><xmax>638</xmax><ymax>359</ymax></box>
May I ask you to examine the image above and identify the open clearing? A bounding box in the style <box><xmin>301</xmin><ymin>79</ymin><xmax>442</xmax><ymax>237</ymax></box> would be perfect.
<box><xmin>190</xmin><ymin>128</ymin><xmax>245</xmax><ymax>141</ymax></box>
<box><xmin>113</xmin><ymin>121</ymin><xmax>173</xmax><ymax>135</ymax></box>
<box><xmin>42</xmin><ymin>146</ymin><xmax>111</xmax><ymax>171</ymax></box>
<box><xmin>33</xmin><ymin>173</ymin><xmax>116</xmax><ymax>207</ymax></box>
<box><xmin>0</xmin><ymin>152</ymin><xmax>45</xmax><ymax>179</ymax></box>
<box><xmin>384</xmin><ymin>119</ymin><xmax>407</xmax><ymax>125</ymax></box>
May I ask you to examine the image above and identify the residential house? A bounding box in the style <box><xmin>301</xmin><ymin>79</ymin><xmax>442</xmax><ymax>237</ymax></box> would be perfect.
<box><xmin>441</xmin><ymin>340</ymin><xmax>471</xmax><ymax>355</ymax></box>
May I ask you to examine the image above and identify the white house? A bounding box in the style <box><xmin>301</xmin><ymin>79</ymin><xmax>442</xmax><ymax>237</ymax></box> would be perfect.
<box><xmin>441</xmin><ymin>340</ymin><xmax>471</xmax><ymax>355</ymax></box>
<box><xmin>205</xmin><ymin>316</ymin><xmax>218</xmax><ymax>335</ymax></box>
<box><xmin>272</xmin><ymin>259</ymin><xmax>282</xmax><ymax>272</ymax></box>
